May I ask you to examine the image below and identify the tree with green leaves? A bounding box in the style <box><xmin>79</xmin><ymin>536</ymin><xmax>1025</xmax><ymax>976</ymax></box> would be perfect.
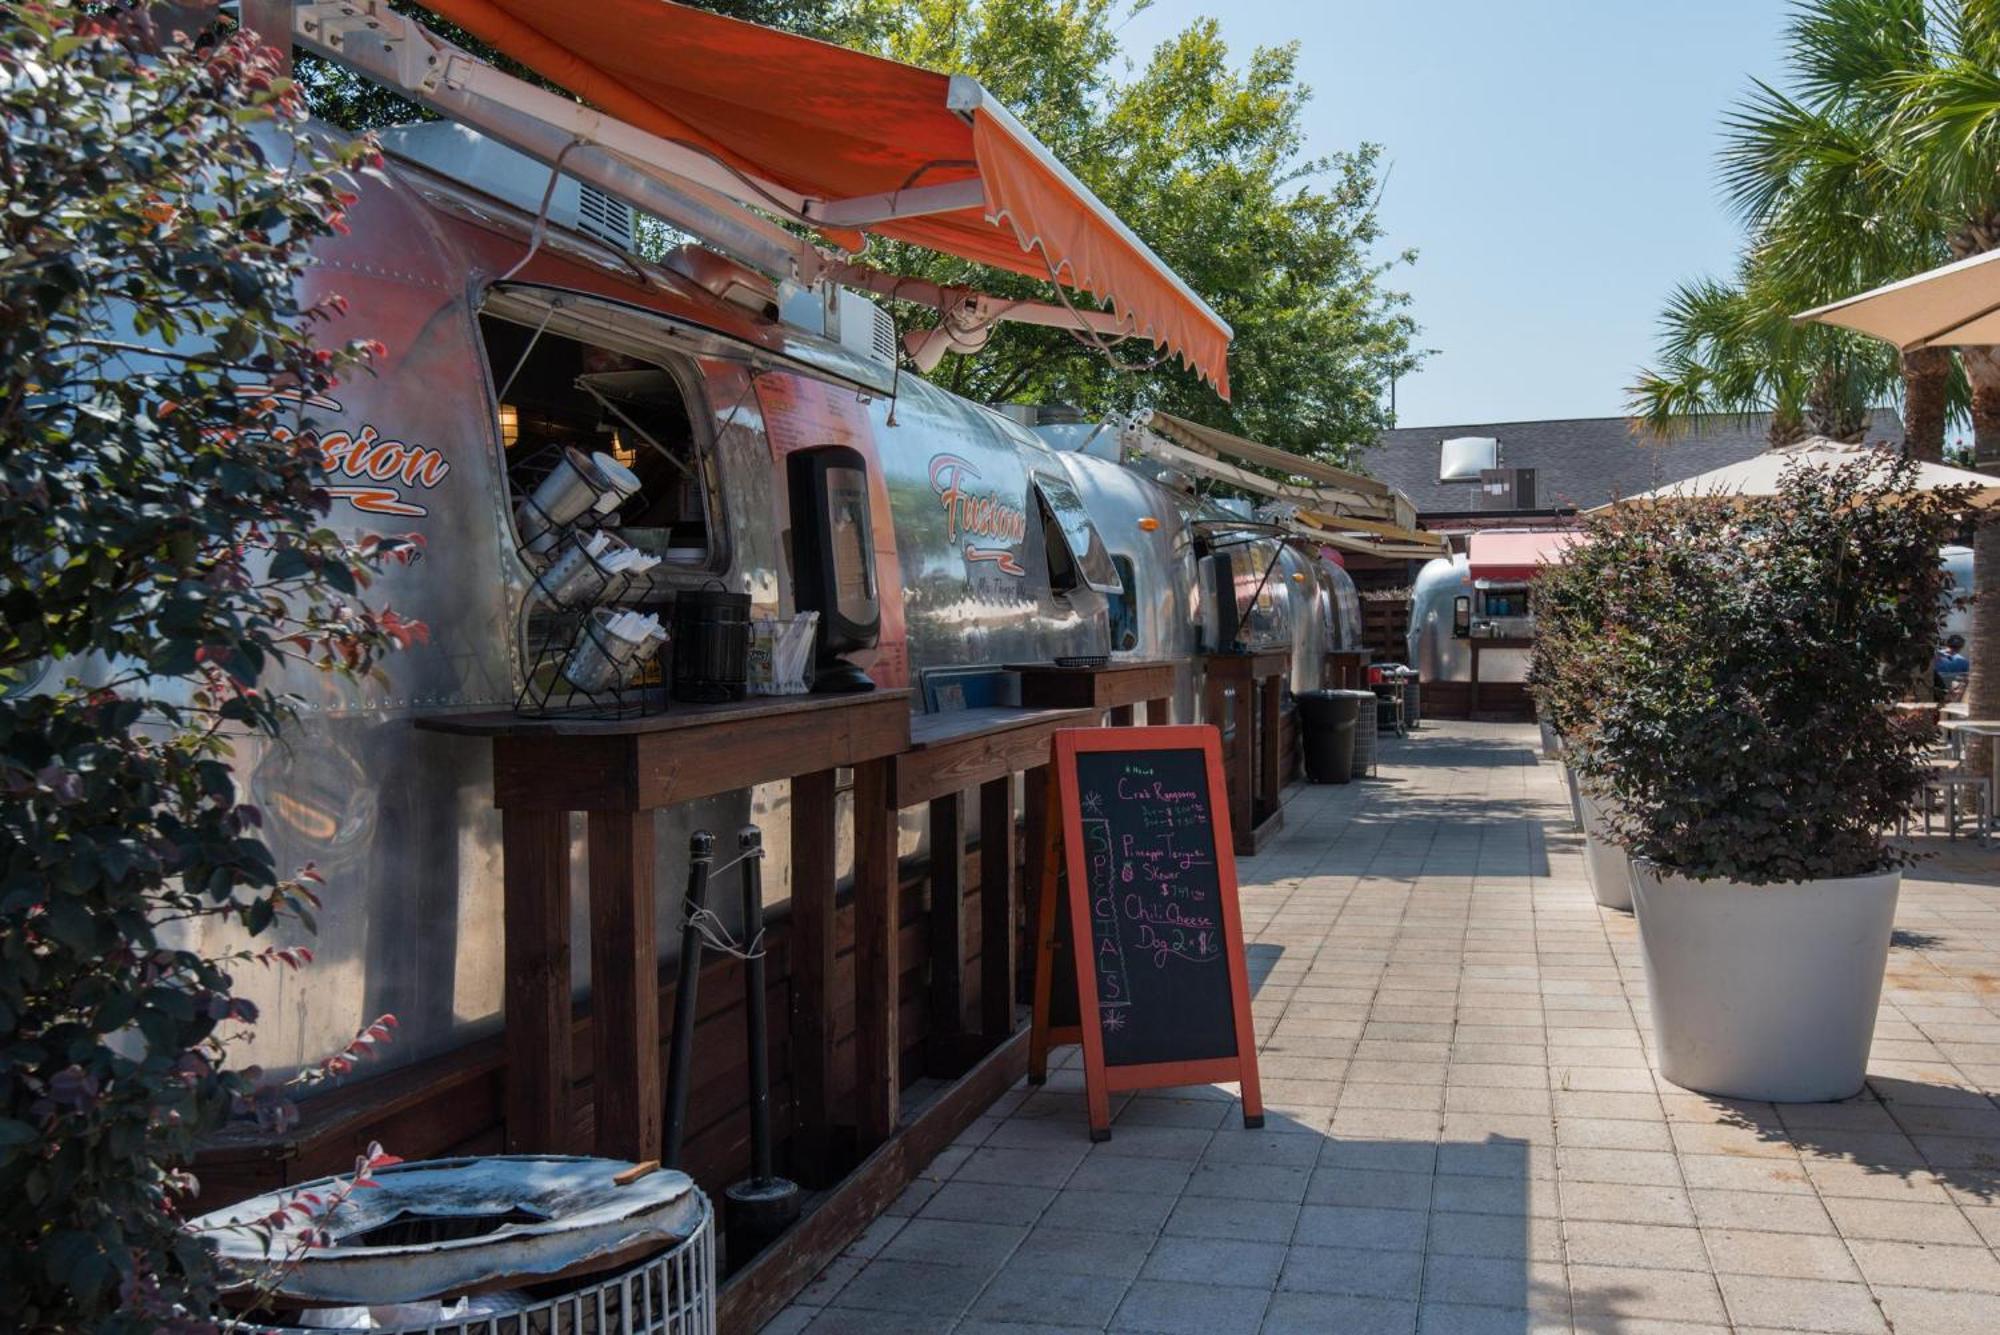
<box><xmin>854</xmin><ymin>1</ymin><xmax>1421</xmax><ymax>462</ymax></box>
<box><xmin>297</xmin><ymin>0</ymin><xmax>1422</xmax><ymax>465</ymax></box>
<box><xmin>0</xmin><ymin>9</ymin><xmax>419</xmax><ymax>1326</ymax></box>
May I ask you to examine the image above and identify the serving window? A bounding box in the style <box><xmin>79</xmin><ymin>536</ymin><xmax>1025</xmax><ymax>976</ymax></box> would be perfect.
<box><xmin>1032</xmin><ymin>472</ymin><xmax>1122</xmax><ymax>597</ymax></box>
<box><xmin>477</xmin><ymin>292</ymin><xmax>717</xmax><ymax>575</ymax></box>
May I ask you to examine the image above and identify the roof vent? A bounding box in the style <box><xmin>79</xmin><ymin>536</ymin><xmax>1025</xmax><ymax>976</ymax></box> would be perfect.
<box><xmin>1439</xmin><ymin>436</ymin><xmax>1498</xmax><ymax>482</ymax></box>
<box><xmin>377</xmin><ymin>122</ymin><xmax>637</xmax><ymax>252</ymax></box>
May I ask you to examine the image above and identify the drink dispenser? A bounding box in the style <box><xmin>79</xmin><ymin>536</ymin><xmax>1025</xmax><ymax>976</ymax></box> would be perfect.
<box><xmin>787</xmin><ymin>445</ymin><xmax>880</xmax><ymax>692</ymax></box>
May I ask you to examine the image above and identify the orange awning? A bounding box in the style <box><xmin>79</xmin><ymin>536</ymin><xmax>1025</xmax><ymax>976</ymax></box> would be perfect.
<box><xmin>416</xmin><ymin>0</ymin><xmax>1232</xmax><ymax>396</ymax></box>
<box><xmin>1466</xmin><ymin>530</ymin><xmax>1576</xmax><ymax>583</ymax></box>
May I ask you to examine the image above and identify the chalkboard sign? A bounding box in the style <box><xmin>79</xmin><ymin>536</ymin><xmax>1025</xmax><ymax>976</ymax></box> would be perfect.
<box><xmin>1030</xmin><ymin>725</ymin><xmax>1263</xmax><ymax>1140</ymax></box>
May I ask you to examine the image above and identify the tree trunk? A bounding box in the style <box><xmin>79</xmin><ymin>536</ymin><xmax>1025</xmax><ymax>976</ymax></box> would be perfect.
<box><xmin>1958</xmin><ymin>345</ymin><xmax>2000</xmax><ymax>776</ymax></box>
<box><xmin>1970</xmin><ymin>521</ymin><xmax>2000</xmax><ymax>775</ymax></box>
<box><xmin>1899</xmin><ymin>346</ymin><xmax>1950</xmax><ymax>463</ymax></box>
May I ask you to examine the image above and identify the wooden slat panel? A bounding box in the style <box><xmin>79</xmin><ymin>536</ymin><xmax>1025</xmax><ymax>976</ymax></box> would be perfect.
<box><xmin>979</xmin><ymin>777</ymin><xmax>1016</xmax><ymax>1040</ymax></box>
<box><xmin>586</xmin><ymin>808</ymin><xmax>661</xmax><ymax>1161</ymax></box>
<box><xmin>787</xmin><ymin>769</ymin><xmax>839</xmax><ymax>1184</ymax></box>
<box><xmin>851</xmin><ymin>757</ymin><xmax>900</xmax><ymax>1150</ymax></box>
<box><xmin>926</xmin><ymin>791</ymin><xmax>967</xmax><ymax>1074</ymax></box>
<box><xmin>501</xmin><ymin>808</ymin><xmax>571</xmax><ymax>1153</ymax></box>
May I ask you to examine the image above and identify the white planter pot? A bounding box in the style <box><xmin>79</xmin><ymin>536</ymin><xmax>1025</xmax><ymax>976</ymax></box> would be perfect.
<box><xmin>1562</xmin><ymin>765</ymin><xmax>1583</xmax><ymax>828</ymax></box>
<box><xmin>1578</xmin><ymin>790</ymin><xmax>1632</xmax><ymax>911</ymax></box>
<box><xmin>1538</xmin><ymin>718</ymin><xmax>1561</xmax><ymax>759</ymax></box>
<box><xmin>1630</xmin><ymin>861</ymin><xmax>1900</xmax><ymax>1103</ymax></box>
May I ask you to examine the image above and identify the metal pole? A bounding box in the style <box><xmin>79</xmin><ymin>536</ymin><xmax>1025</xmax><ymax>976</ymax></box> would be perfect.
<box><xmin>738</xmin><ymin>826</ymin><xmax>772</xmax><ymax>1184</ymax></box>
<box><xmin>663</xmin><ymin>830</ymin><xmax>713</xmax><ymax>1168</ymax></box>
<box><xmin>723</xmin><ymin>824</ymin><xmax>798</xmax><ymax>1258</ymax></box>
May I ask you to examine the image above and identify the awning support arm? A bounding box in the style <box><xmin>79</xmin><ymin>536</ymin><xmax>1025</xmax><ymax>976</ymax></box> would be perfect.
<box><xmin>291</xmin><ymin>1</ymin><xmax>825</xmax><ymax>284</ymax></box>
<box><xmin>808</xmin><ymin>178</ymin><xmax>987</xmax><ymax>228</ymax></box>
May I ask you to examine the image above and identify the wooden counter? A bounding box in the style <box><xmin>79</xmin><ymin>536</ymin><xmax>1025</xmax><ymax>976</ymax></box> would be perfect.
<box><xmin>893</xmin><ymin>706</ymin><xmax>1097</xmax><ymax>1076</ymax></box>
<box><xmin>1467</xmin><ymin>636</ymin><xmax>1534</xmax><ymax>719</ymax></box>
<box><xmin>415</xmin><ymin>691</ymin><xmax>911</xmax><ymax>1169</ymax></box>
<box><xmin>1009</xmin><ymin>659</ymin><xmax>1176</xmax><ymax>725</ymax></box>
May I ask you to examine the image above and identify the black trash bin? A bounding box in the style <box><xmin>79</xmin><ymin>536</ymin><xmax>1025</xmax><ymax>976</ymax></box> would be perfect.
<box><xmin>1297</xmin><ymin>689</ymin><xmax>1361</xmax><ymax>784</ymax></box>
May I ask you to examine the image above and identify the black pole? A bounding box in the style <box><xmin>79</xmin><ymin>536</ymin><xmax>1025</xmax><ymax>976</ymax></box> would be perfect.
<box><xmin>723</xmin><ymin>824</ymin><xmax>799</xmax><ymax>1263</ymax></box>
<box><xmin>663</xmin><ymin>830</ymin><xmax>713</xmax><ymax>1168</ymax></box>
<box><xmin>738</xmin><ymin>825</ymin><xmax>773</xmax><ymax>1184</ymax></box>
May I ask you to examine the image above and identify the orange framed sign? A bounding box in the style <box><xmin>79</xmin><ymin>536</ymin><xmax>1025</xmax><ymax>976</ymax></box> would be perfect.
<box><xmin>1029</xmin><ymin>725</ymin><xmax>1263</xmax><ymax>1140</ymax></box>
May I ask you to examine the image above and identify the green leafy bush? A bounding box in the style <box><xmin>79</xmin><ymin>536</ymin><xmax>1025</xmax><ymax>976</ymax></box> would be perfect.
<box><xmin>0</xmin><ymin>8</ymin><xmax>419</xmax><ymax>1327</ymax></box>
<box><xmin>1532</xmin><ymin>456</ymin><xmax>1965</xmax><ymax>884</ymax></box>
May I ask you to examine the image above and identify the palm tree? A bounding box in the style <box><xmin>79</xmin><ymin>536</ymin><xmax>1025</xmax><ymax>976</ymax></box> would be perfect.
<box><xmin>1629</xmin><ymin>268</ymin><xmax>1898</xmax><ymax>447</ymax></box>
<box><xmin>1716</xmin><ymin>0</ymin><xmax>1961</xmax><ymax>461</ymax></box>
<box><xmin>1704</xmin><ymin>0</ymin><xmax>1999</xmax><ymax>759</ymax></box>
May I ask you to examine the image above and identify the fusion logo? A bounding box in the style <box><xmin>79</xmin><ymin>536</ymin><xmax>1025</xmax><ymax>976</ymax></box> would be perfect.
<box><xmin>929</xmin><ymin>452</ymin><xmax>1026</xmax><ymax>576</ymax></box>
<box><xmin>239</xmin><ymin>386</ymin><xmax>451</xmax><ymax>518</ymax></box>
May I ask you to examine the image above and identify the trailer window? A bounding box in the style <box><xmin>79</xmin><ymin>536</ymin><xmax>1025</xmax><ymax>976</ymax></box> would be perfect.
<box><xmin>1032</xmin><ymin>473</ymin><xmax>1122</xmax><ymax>596</ymax></box>
<box><xmin>1105</xmin><ymin>556</ymin><xmax>1140</xmax><ymax>653</ymax></box>
<box><xmin>479</xmin><ymin>313</ymin><xmax>713</xmax><ymax>570</ymax></box>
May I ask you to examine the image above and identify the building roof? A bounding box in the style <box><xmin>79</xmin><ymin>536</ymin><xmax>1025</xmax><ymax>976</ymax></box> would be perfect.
<box><xmin>1356</xmin><ymin>411</ymin><xmax>1905</xmax><ymax>516</ymax></box>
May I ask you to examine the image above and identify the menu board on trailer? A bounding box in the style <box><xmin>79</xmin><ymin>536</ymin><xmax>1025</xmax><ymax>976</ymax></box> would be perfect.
<box><xmin>1030</xmin><ymin>725</ymin><xmax>1263</xmax><ymax>1140</ymax></box>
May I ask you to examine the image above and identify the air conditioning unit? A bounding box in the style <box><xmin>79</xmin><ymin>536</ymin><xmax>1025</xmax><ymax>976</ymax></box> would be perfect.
<box><xmin>1476</xmin><ymin>467</ymin><xmax>1537</xmax><ymax>511</ymax></box>
<box><xmin>1440</xmin><ymin>435</ymin><xmax>1499</xmax><ymax>481</ymax></box>
<box><xmin>826</xmin><ymin>286</ymin><xmax>898</xmax><ymax>368</ymax></box>
<box><xmin>378</xmin><ymin>122</ymin><xmax>637</xmax><ymax>251</ymax></box>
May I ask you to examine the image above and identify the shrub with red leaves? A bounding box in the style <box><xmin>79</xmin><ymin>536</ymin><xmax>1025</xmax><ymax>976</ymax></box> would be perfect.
<box><xmin>0</xmin><ymin>7</ymin><xmax>423</xmax><ymax>1328</ymax></box>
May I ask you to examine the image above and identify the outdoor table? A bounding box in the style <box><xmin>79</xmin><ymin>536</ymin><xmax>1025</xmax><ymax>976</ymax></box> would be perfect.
<box><xmin>892</xmin><ymin>705</ymin><xmax>1097</xmax><ymax>1077</ymax></box>
<box><xmin>1324</xmin><ymin>649</ymin><xmax>1371</xmax><ymax>690</ymax></box>
<box><xmin>414</xmin><ymin>691</ymin><xmax>911</xmax><ymax>1169</ymax></box>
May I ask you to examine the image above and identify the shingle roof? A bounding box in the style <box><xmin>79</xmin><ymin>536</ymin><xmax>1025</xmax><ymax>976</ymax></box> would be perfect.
<box><xmin>1357</xmin><ymin>410</ymin><xmax>1905</xmax><ymax>516</ymax></box>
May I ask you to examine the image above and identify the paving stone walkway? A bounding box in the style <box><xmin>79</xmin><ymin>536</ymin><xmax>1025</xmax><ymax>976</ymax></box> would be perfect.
<box><xmin>763</xmin><ymin>720</ymin><xmax>2000</xmax><ymax>1335</ymax></box>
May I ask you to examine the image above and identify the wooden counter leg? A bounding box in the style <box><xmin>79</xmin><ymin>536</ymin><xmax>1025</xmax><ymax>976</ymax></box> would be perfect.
<box><xmin>502</xmin><ymin>808</ymin><xmax>572</xmax><ymax>1154</ymax></box>
<box><xmin>586</xmin><ymin>808</ymin><xmax>661</xmax><ymax>1163</ymax></box>
<box><xmin>1224</xmin><ymin>680</ymin><xmax>1253</xmax><ymax>855</ymax></box>
<box><xmin>1109</xmin><ymin>704</ymin><xmax>1135</xmax><ymax>727</ymax></box>
<box><xmin>979</xmin><ymin>775</ymin><xmax>1017</xmax><ymax>1042</ymax></box>
<box><xmin>1260</xmin><ymin>672</ymin><xmax>1283</xmax><ymax>811</ymax></box>
<box><xmin>852</xmin><ymin>758</ymin><xmax>900</xmax><ymax>1152</ymax></box>
<box><xmin>1020</xmin><ymin>765</ymin><xmax>1049</xmax><ymax>1011</ymax></box>
<box><xmin>1026</xmin><ymin>766</ymin><xmax>1058</xmax><ymax>1085</ymax></box>
<box><xmin>788</xmin><ymin>768</ymin><xmax>838</xmax><ymax>1184</ymax></box>
<box><xmin>926</xmin><ymin>790</ymin><xmax>968</xmax><ymax>1076</ymax></box>
<box><xmin>1145</xmin><ymin>695</ymin><xmax>1170</xmax><ymax>726</ymax></box>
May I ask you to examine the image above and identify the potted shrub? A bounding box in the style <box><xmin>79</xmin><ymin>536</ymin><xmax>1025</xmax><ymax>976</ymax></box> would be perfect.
<box><xmin>1557</xmin><ymin>456</ymin><xmax>1963</xmax><ymax>1101</ymax></box>
<box><xmin>1529</xmin><ymin>532</ymin><xmax>1631</xmax><ymax>907</ymax></box>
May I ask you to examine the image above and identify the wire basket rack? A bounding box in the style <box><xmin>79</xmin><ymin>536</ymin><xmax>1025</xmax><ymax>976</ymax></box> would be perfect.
<box><xmin>513</xmin><ymin>490</ymin><xmax>667</xmax><ymax>722</ymax></box>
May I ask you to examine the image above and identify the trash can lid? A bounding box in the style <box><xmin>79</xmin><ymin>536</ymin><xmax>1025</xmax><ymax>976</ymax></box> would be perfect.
<box><xmin>191</xmin><ymin>1155</ymin><xmax>704</xmax><ymax>1306</ymax></box>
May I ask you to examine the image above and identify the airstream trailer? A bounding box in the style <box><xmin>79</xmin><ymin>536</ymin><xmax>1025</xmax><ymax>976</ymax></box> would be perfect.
<box><xmin>109</xmin><ymin>112</ymin><xmax>1387</xmax><ymax>1086</ymax></box>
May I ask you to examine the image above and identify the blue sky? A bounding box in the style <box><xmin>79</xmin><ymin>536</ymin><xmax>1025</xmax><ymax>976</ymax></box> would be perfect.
<box><xmin>1116</xmin><ymin>0</ymin><xmax>1792</xmax><ymax>429</ymax></box>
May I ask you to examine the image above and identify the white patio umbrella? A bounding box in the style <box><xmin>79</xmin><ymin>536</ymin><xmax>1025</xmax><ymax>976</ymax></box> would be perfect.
<box><xmin>1602</xmin><ymin>435</ymin><xmax>2000</xmax><ymax>509</ymax></box>
<box><xmin>1797</xmin><ymin>247</ymin><xmax>2000</xmax><ymax>349</ymax></box>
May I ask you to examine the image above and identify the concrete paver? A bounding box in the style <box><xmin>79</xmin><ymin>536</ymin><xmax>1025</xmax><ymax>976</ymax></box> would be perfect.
<box><xmin>769</xmin><ymin>721</ymin><xmax>2000</xmax><ymax>1334</ymax></box>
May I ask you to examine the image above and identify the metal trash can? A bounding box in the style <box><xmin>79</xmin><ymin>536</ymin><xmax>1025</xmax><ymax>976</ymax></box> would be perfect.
<box><xmin>1296</xmin><ymin>689</ymin><xmax>1361</xmax><ymax>783</ymax></box>
<box><xmin>1337</xmin><ymin>688</ymin><xmax>1378</xmax><ymax>778</ymax></box>
<box><xmin>1404</xmin><ymin>679</ymin><xmax>1421</xmax><ymax>730</ymax></box>
<box><xmin>194</xmin><ymin>1156</ymin><xmax>715</xmax><ymax>1334</ymax></box>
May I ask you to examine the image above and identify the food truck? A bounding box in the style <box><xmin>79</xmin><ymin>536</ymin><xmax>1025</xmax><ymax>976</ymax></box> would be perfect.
<box><xmin>119</xmin><ymin>1</ymin><xmax>1437</xmax><ymax>1316</ymax></box>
